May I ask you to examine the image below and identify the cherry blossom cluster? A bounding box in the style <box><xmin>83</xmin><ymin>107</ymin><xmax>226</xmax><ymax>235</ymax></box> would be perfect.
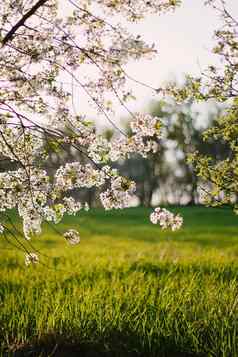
<box><xmin>25</xmin><ymin>253</ymin><xmax>39</xmax><ymax>266</ymax></box>
<box><xmin>150</xmin><ymin>207</ymin><xmax>183</xmax><ymax>231</ymax></box>
<box><xmin>64</xmin><ymin>229</ymin><xmax>80</xmax><ymax>245</ymax></box>
<box><xmin>130</xmin><ymin>113</ymin><xmax>162</xmax><ymax>137</ymax></box>
<box><xmin>0</xmin><ymin>121</ymin><xmax>44</xmax><ymax>165</ymax></box>
<box><xmin>86</xmin><ymin>113</ymin><xmax>161</xmax><ymax>164</ymax></box>
<box><xmin>100</xmin><ymin>176</ymin><xmax>136</xmax><ymax>210</ymax></box>
<box><xmin>55</xmin><ymin>162</ymin><xmax>106</xmax><ymax>191</ymax></box>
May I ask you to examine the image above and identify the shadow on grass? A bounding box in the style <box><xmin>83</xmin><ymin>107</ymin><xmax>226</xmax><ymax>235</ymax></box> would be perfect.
<box><xmin>6</xmin><ymin>331</ymin><xmax>205</xmax><ymax>357</ymax></box>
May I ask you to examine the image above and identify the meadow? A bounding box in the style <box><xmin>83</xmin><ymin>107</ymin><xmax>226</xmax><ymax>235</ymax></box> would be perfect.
<box><xmin>0</xmin><ymin>206</ymin><xmax>238</xmax><ymax>357</ymax></box>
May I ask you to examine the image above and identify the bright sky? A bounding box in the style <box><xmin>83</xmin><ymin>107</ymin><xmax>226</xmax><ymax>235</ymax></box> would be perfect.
<box><xmin>65</xmin><ymin>0</ymin><xmax>238</xmax><ymax>125</ymax></box>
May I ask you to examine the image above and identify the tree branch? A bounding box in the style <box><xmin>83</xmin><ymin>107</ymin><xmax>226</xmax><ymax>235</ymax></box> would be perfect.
<box><xmin>1</xmin><ymin>0</ymin><xmax>48</xmax><ymax>46</ymax></box>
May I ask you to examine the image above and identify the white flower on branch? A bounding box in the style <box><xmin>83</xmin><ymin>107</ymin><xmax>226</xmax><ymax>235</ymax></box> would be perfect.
<box><xmin>150</xmin><ymin>207</ymin><xmax>183</xmax><ymax>231</ymax></box>
<box><xmin>25</xmin><ymin>253</ymin><xmax>39</xmax><ymax>266</ymax></box>
<box><xmin>0</xmin><ymin>224</ymin><xmax>4</xmax><ymax>234</ymax></box>
<box><xmin>64</xmin><ymin>229</ymin><xmax>80</xmax><ymax>245</ymax></box>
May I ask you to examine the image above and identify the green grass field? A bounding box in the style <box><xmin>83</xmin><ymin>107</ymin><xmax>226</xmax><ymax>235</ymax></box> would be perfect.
<box><xmin>0</xmin><ymin>206</ymin><xmax>238</xmax><ymax>356</ymax></box>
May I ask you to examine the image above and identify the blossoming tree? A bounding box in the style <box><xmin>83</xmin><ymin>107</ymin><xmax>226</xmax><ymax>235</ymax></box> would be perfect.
<box><xmin>166</xmin><ymin>0</ymin><xmax>238</xmax><ymax>214</ymax></box>
<box><xmin>0</xmin><ymin>0</ymin><xmax>183</xmax><ymax>264</ymax></box>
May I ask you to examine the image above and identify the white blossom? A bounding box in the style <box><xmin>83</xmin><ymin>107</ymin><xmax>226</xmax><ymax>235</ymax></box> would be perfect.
<box><xmin>130</xmin><ymin>113</ymin><xmax>161</xmax><ymax>137</ymax></box>
<box><xmin>0</xmin><ymin>224</ymin><xmax>4</xmax><ymax>234</ymax></box>
<box><xmin>63</xmin><ymin>197</ymin><xmax>82</xmax><ymax>215</ymax></box>
<box><xmin>100</xmin><ymin>176</ymin><xmax>136</xmax><ymax>210</ymax></box>
<box><xmin>150</xmin><ymin>207</ymin><xmax>183</xmax><ymax>231</ymax></box>
<box><xmin>64</xmin><ymin>229</ymin><xmax>80</xmax><ymax>245</ymax></box>
<box><xmin>25</xmin><ymin>253</ymin><xmax>39</xmax><ymax>266</ymax></box>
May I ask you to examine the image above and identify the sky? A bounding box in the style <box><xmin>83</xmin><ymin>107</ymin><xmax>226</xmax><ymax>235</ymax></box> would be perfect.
<box><xmin>63</xmin><ymin>0</ymin><xmax>238</xmax><ymax>126</ymax></box>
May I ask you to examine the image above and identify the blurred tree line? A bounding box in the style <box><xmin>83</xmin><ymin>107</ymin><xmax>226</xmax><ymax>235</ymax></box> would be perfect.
<box><xmin>41</xmin><ymin>98</ymin><xmax>229</xmax><ymax>208</ymax></box>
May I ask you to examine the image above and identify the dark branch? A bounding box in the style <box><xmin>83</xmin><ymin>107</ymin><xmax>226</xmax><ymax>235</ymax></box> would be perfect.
<box><xmin>2</xmin><ymin>0</ymin><xmax>48</xmax><ymax>46</ymax></box>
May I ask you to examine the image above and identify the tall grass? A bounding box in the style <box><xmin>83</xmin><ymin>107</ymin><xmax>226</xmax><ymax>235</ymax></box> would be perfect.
<box><xmin>0</xmin><ymin>207</ymin><xmax>238</xmax><ymax>356</ymax></box>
